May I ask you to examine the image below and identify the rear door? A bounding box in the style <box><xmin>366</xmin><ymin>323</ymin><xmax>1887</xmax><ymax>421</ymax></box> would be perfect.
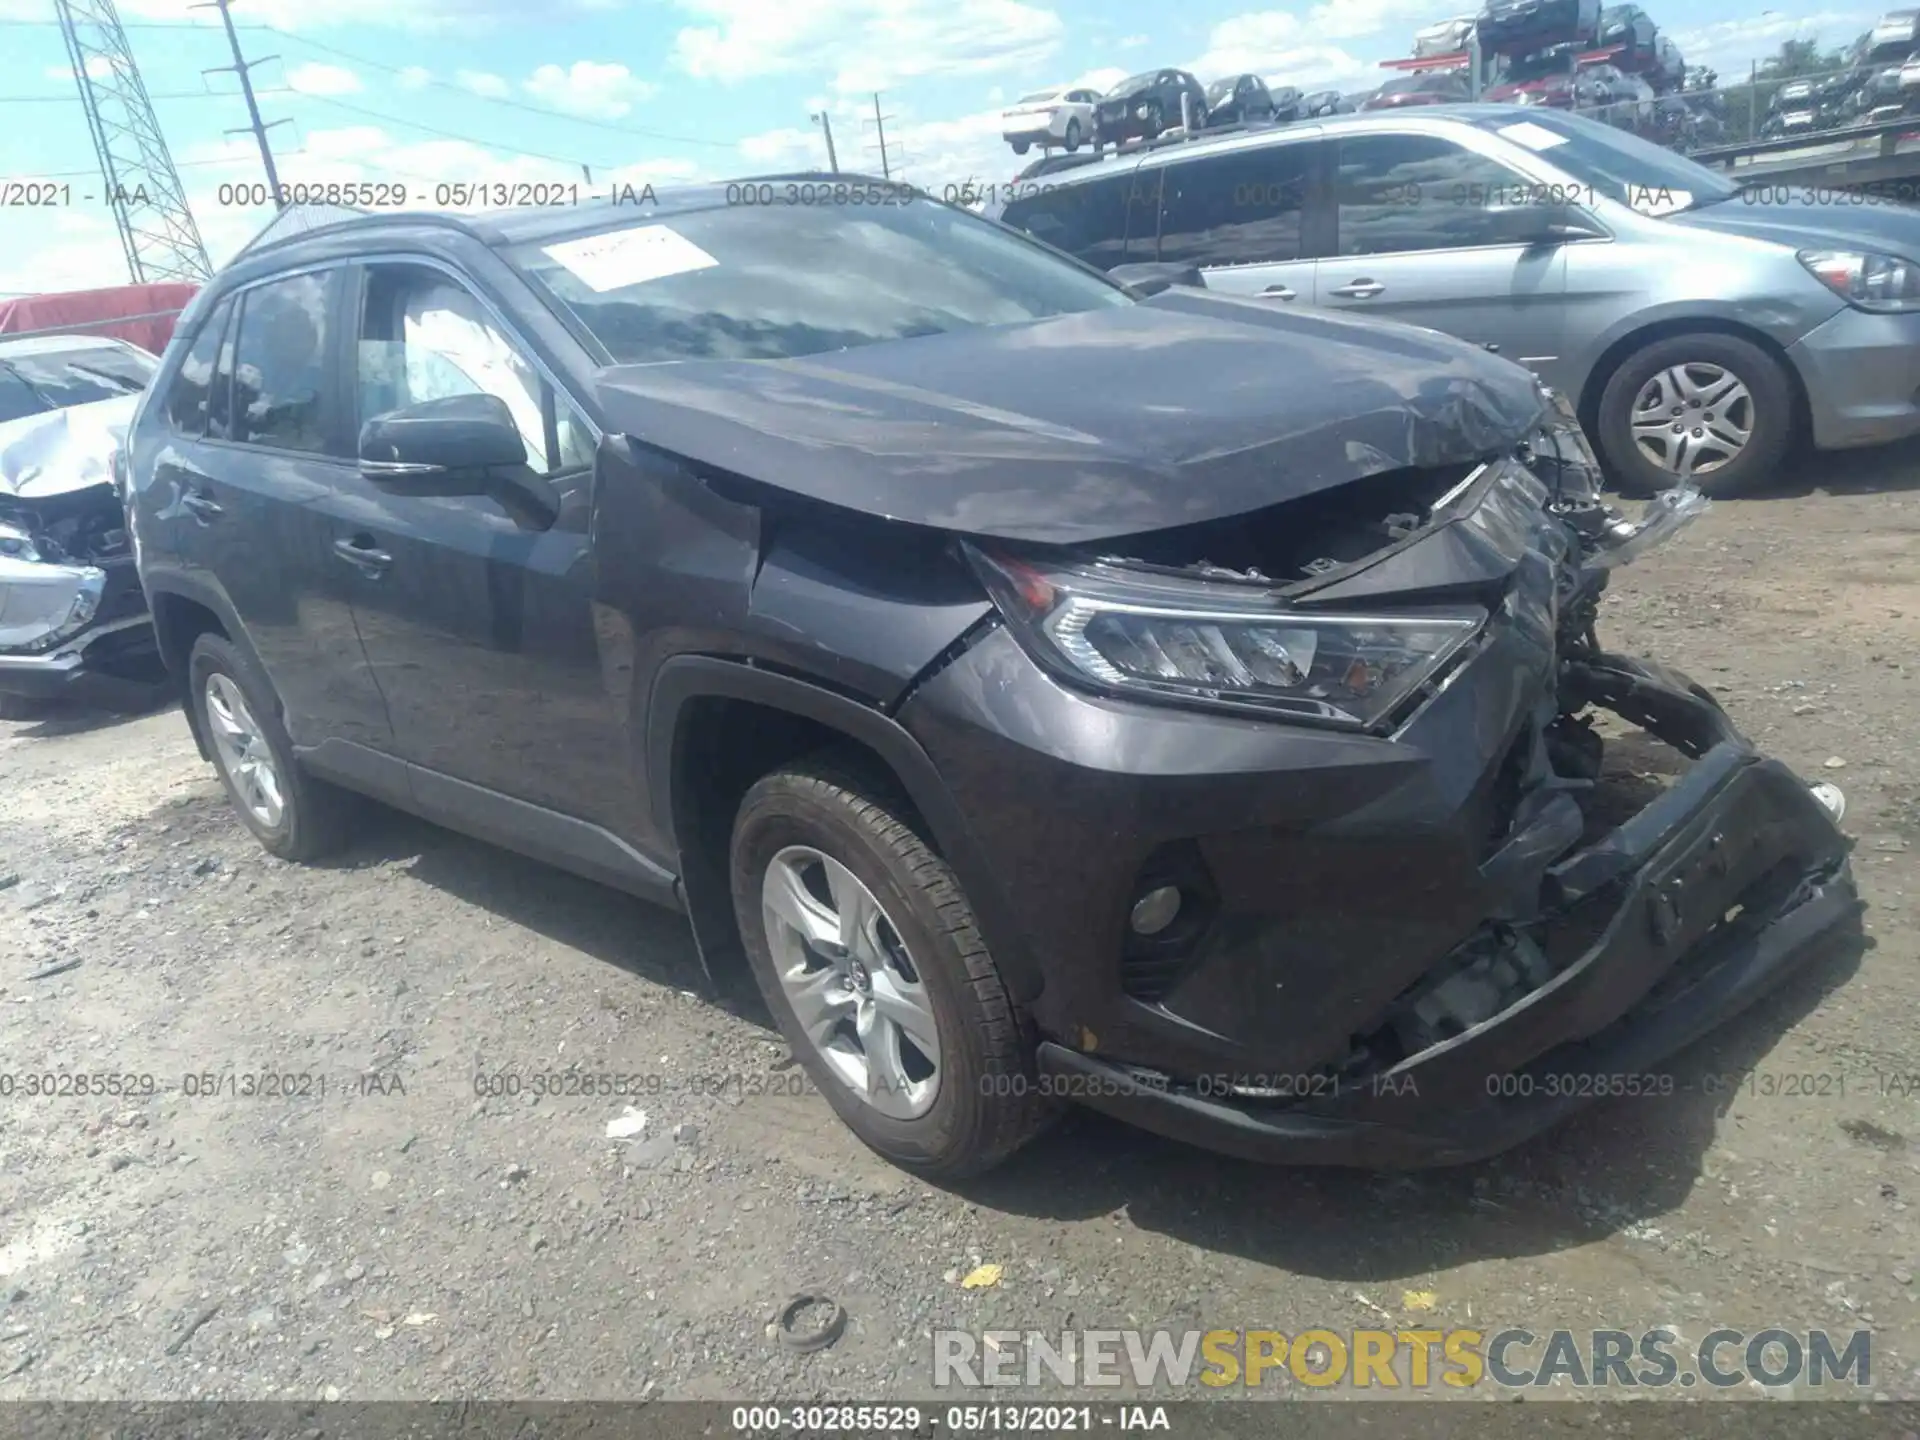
<box><xmin>1314</xmin><ymin>129</ymin><xmax>1569</xmax><ymax>373</ymax></box>
<box><xmin>146</xmin><ymin>269</ymin><xmax>394</xmax><ymax>751</ymax></box>
<box><xmin>1154</xmin><ymin>138</ymin><xmax>1321</xmax><ymax>303</ymax></box>
<box><xmin>998</xmin><ymin>167</ymin><xmax>1142</xmax><ymax>270</ymax></box>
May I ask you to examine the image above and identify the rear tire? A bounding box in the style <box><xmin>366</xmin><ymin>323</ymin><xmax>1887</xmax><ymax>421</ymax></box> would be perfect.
<box><xmin>1064</xmin><ymin>118</ymin><xmax>1082</xmax><ymax>151</ymax></box>
<box><xmin>1011</xmin><ymin>139</ymin><xmax>1031</xmax><ymax>155</ymax></box>
<box><xmin>730</xmin><ymin>755</ymin><xmax>1054</xmax><ymax>1178</ymax></box>
<box><xmin>188</xmin><ymin>632</ymin><xmax>354</xmax><ymax>862</ymax></box>
<box><xmin>1595</xmin><ymin>332</ymin><xmax>1794</xmax><ymax>498</ymax></box>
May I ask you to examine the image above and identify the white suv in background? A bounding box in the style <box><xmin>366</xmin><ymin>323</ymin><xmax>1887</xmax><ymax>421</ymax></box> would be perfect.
<box><xmin>1000</xmin><ymin>87</ymin><xmax>1100</xmax><ymax>154</ymax></box>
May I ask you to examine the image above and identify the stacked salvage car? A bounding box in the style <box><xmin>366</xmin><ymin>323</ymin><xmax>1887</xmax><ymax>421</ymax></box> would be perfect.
<box><xmin>1477</xmin><ymin>1</ymin><xmax>1687</xmax><ymax>137</ymax></box>
<box><xmin>0</xmin><ymin>335</ymin><xmax>167</xmax><ymax>720</ymax></box>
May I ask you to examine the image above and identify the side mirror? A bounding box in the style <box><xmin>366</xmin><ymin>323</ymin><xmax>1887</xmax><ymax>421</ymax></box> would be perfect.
<box><xmin>358</xmin><ymin>392</ymin><xmax>528</xmax><ymax>478</ymax></box>
<box><xmin>1108</xmin><ymin>261</ymin><xmax>1206</xmax><ymax>296</ymax></box>
<box><xmin>1486</xmin><ymin>202</ymin><xmax>1605</xmax><ymax>246</ymax></box>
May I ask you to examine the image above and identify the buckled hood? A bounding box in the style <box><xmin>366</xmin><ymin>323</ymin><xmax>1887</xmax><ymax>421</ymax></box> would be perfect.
<box><xmin>594</xmin><ymin>288</ymin><xmax>1547</xmax><ymax>546</ymax></box>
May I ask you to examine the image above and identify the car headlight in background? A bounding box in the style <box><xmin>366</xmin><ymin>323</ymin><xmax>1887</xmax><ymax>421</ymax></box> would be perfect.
<box><xmin>0</xmin><ymin>519</ymin><xmax>44</xmax><ymax>564</ymax></box>
<box><xmin>1799</xmin><ymin>248</ymin><xmax>1920</xmax><ymax>310</ymax></box>
<box><xmin>965</xmin><ymin>545</ymin><xmax>1485</xmax><ymax>729</ymax></box>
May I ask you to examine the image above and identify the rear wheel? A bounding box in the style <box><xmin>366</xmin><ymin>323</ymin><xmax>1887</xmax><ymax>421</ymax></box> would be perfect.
<box><xmin>1595</xmin><ymin>332</ymin><xmax>1793</xmax><ymax>497</ymax></box>
<box><xmin>1140</xmin><ymin>101</ymin><xmax>1164</xmax><ymax>137</ymax></box>
<box><xmin>1011</xmin><ymin>139</ymin><xmax>1030</xmax><ymax>155</ymax></box>
<box><xmin>1063</xmin><ymin>118</ymin><xmax>1082</xmax><ymax>151</ymax></box>
<box><xmin>730</xmin><ymin>756</ymin><xmax>1054</xmax><ymax>1177</ymax></box>
<box><xmin>188</xmin><ymin>632</ymin><xmax>355</xmax><ymax>861</ymax></box>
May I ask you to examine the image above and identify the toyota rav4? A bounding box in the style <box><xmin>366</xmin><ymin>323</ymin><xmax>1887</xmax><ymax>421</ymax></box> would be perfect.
<box><xmin>126</xmin><ymin>182</ymin><xmax>1860</xmax><ymax>1176</ymax></box>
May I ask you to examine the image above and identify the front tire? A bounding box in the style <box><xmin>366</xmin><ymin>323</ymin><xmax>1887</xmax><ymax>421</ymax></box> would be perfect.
<box><xmin>1595</xmin><ymin>332</ymin><xmax>1794</xmax><ymax>497</ymax></box>
<box><xmin>188</xmin><ymin>632</ymin><xmax>354</xmax><ymax>861</ymax></box>
<box><xmin>1063</xmin><ymin>118</ymin><xmax>1082</xmax><ymax>151</ymax></box>
<box><xmin>1011</xmin><ymin>139</ymin><xmax>1031</xmax><ymax>155</ymax></box>
<box><xmin>730</xmin><ymin>756</ymin><xmax>1053</xmax><ymax>1178</ymax></box>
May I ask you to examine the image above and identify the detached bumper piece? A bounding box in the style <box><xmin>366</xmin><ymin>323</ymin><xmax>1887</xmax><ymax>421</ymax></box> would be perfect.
<box><xmin>0</xmin><ymin>554</ymin><xmax>160</xmax><ymax>709</ymax></box>
<box><xmin>1040</xmin><ymin>655</ymin><xmax>1861</xmax><ymax>1168</ymax></box>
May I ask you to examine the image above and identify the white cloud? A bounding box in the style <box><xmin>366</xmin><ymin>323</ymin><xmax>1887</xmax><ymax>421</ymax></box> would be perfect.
<box><xmin>286</xmin><ymin>61</ymin><xmax>363</xmax><ymax>96</ymax></box>
<box><xmin>1669</xmin><ymin>10</ymin><xmax>1871</xmax><ymax>72</ymax></box>
<box><xmin>97</xmin><ymin>0</ymin><xmax>619</xmax><ymax>31</ymax></box>
<box><xmin>1119</xmin><ymin>33</ymin><xmax>1148</xmax><ymax>48</ymax></box>
<box><xmin>523</xmin><ymin>60</ymin><xmax>657</xmax><ymax>119</ymax></box>
<box><xmin>397</xmin><ymin>66</ymin><xmax>434</xmax><ymax>90</ymax></box>
<box><xmin>457</xmin><ymin>70</ymin><xmax>513</xmax><ymax>98</ymax></box>
<box><xmin>739</xmin><ymin>98</ymin><xmax>1033</xmax><ymax>193</ymax></box>
<box><xmin>1188</xmin><ymin>11</ymin><xmax>1379</xmax><ymax>91</ymax></box>
<box><xmin>672</xmin><ymin>0</ymin><xmax>1064</xmax><ymax>94</ymax></box>
<box><xmin>43</xmin><ymin>56</ymin><xmax>113</xmax><ymax>81</ymax></box>
<box><xmin>1069</xmin><ymin>66</ymin><xmax>1130</xmax><ymax>94</ymax></box>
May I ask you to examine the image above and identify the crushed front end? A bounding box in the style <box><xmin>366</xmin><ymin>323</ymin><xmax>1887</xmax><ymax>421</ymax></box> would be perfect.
<box><xmin>898</xmin><ymin>393</ymin><xmax>1862</xmax><ymax>1167</ymax></box>
<box><xmin>0</xmin><ymin>483</ymin><xmax>161</xmax><ymax>710</ymax></box>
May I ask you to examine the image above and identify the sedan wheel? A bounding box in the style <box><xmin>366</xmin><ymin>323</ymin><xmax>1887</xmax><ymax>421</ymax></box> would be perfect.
<box><xmin>1064</xmin><ymin>118</ymin><xmax>1082</xmax><ymax>151</ymax></box>
<box><xmin>761</xmin><ymin>843</ymin><xmax>941</xmax><ymax>1120</ymax></box>
<box><xmin>1628</xmin><ymin>362</ymin><xmax>1754</xmax><ymax>480</ymax></box>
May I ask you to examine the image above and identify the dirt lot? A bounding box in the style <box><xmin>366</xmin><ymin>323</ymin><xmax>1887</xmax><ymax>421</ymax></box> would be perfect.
<box><xmin>2</xmin><ymin>445</ymin><xmax>1918</xmax><ymax>1406</ymax></box>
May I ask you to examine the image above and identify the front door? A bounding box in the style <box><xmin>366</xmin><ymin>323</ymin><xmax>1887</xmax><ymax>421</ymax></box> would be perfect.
<box><xmin>326</xmin><ymin>260</ymin><xmax>633</xmax><ymax>833</ymax></box>
<box><xmin>1314</xmin><ymin>131</ymin><xmax>1569</xmax><ymax>375</ymax></box>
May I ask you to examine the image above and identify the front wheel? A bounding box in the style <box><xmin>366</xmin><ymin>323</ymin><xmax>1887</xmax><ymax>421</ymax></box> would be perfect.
<box><xmin>1010</xmin><ymin>139</ymin><xmax>1030</xmax><ymax>155</ymax></box>
<box><xmin>1063</xmin><ymin>118</ymin><xmax>1082</xmax><ymax>151</ymax></box>
<box><xmin>730</xmin><ymin>756</ymin><xmax>1054</xmax><ymax>1177</ymax></box>
<box><xmin>1594</xmin><ymin>332</ymin><xmax>1794</xmax><ymax>497</ymax></box>
<box><xmin>1140</xmin><ymin>101</ymin><xmax>1164</xmax><ymax>137</ymax></box>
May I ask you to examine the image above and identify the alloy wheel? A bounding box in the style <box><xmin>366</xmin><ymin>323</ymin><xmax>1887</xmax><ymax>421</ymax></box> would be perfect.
<box><xmin>204</xmin><ymin>672</ymin><xmax>285</xmax><ymax>829</ymax></box>
<box><xmin>1629</xmin><ymin>362</ymin><xmax>1754</xmax><ymax>478</ymax></box>
<box><xmin>760</xmin><ymin>844</ymin><xmax>941</xmax><ymax>1119</ymax></box>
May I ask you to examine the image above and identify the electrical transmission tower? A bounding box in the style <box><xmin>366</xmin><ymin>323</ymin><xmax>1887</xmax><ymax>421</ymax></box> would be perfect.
<box><xmin>54</xmin><ymin>0</ymin><xmax>213</xmax><ymax>283</ymax></box>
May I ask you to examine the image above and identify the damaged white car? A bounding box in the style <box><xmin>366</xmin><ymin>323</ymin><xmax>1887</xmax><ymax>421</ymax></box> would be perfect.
<box><xmin>0</xmin><ymin>335</ymin><xmax>167</xmax><ymax>719</ymax></box>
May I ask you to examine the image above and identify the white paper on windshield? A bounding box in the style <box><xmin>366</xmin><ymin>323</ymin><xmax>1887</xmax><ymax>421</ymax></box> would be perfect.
<box><xmin>542</xmin><ymin>225</ymin><xmax>718</xmax><ymax>293</ymax></box>
<box><xmin>1628</xmin><ymin>186</ymin><xmax>1692</xmax><ymax>217</ymax></box>
<box><xmin>1496</xmin><ymin>120</ymin><xmax>1569</xmax><ymax>151</ymax></box>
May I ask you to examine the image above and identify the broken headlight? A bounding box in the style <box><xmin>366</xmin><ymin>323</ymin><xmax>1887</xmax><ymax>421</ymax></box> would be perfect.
<box><xmin>966</xmin><ymin>545</ymin><xmax>1485</xmax><ymax>729</ymax></box>
<box><xmin>0</xmin><ymin>519</ymin><xmax>43</xmax><ymax>564</ymax></box>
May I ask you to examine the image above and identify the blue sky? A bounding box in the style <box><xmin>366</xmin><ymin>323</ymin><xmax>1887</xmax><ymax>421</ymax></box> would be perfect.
<box><xmin>0</xmin><ymin>0</ymin><xmax>1878</xmax><ymax>293</ymax></box>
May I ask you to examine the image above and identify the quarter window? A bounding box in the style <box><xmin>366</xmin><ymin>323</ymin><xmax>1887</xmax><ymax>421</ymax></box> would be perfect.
<box><xmin>1334</xmin><ymin>133</ymin><xmax>1541</xmax><ymax>256</ymax></box>
<box><xmin>228</xmin><ymin>272</ymin><xmax>333</xmax><ymax>453</ymax></box>
<box><xmin>165</xmin><ymin>295</ymin><xmax>236</xmax><ymax>436</ymax></box>
<box><xmin>1156</xmin><ymin>146</ymin><xmax>1312</xmax><ymax>267</ymax></box>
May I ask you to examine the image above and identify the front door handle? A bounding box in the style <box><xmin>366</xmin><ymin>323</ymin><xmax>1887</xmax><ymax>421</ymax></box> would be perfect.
<box><xmin>1329</xmin><ymin>279</ymin><xmax>1385</xmax><ymax>299</ymax></box>
<box><xmin>179</xmin><ymin>489</ymin><xmax>223</xmax><ymax>522</ymax></box>
<box><xmin>332</xmin><ymin>536</ymin><xmax>392</xmax><ymax>576</ymax></box>
<box><xmin>1261</xmin><ymin>284</ymin><xmax>1297</xmax><ymax>300</ymax></box>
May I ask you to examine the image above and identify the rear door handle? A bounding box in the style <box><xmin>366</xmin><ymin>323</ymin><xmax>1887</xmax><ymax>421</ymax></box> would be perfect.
<box><xmin>1261</xmin><ymin>284</ymin><xmax>1297</xmax><ymax>300</ymax></box>
<box><xmin>1329</xmin><ymin>279</ymin><xmax>1385</xmax><ymax>299</ymax></box>
<box><xmin>332</xmin><ymin>536</ymin><xmax>392</xmax><ymax>576</ymax></box>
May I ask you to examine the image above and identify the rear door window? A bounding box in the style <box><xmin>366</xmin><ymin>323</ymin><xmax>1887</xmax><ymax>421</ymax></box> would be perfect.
<box><xmin>227</xmin><ymin>271</ymin><xmax>336</xmax><ymax>454</ymax></box>
<box><xmin>1000</xmin><ymin>173</ymin><xmax>1135</xmax><ymax>269</ymax></box>
<box><xmin>1157</xmin><ymin>144</ymin><xmax>1314</xmax><ymax>268</ymax></box>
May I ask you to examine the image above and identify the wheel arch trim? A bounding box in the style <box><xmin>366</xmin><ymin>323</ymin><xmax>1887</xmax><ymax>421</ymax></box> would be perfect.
<box><xmin>644</xmin><ymin>654</ymin><xmax>1044</xmax><ymax>1003</ymax></box>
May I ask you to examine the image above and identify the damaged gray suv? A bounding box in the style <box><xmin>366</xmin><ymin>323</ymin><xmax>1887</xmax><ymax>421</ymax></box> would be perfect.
<box><xmin>126</xmin><ymin>184</ymin><xmax>1860</xmax><ymax>1175</ymax></box>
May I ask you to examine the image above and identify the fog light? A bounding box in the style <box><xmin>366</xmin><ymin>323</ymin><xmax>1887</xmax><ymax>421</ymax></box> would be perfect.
<box><xmin>1130</xmin><ymin>885</ymin><xmax>1182</xmax><ymax>936</ymax></box>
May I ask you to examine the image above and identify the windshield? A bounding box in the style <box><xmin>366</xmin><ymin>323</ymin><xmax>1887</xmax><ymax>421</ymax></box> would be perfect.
<box><xmin>1109</xmin><ymin>72</ymin><xmax>1158</xmax><ymax>95</ymax></box>
<box><xmin>1016</xmin><ymin>90</ymin><xmax>1060</xmax><ymax>104</ymax></box>
<box><xmin>1474</xmin><ymin>108</ymin><xmax>1738</xmax><ymax>209</ymax></box>
<box><xmin>0</xmin><ymin>345</ymin><xmax>154</xmax><ymax>421</ymax></box>
<box><xmin>511</xmin><ymin>199</ymin><xmax>1132</xmax><ymax>366</ymax></box>
<box><xmin>1206</xmin><ymin>78</ymin><xmax>1238</xmax><ymax>101</ymax></box>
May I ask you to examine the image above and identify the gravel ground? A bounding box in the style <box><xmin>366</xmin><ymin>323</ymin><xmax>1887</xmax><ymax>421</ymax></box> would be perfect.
<box><xmin>2</xmin><ymin>445</ymin><xmax>1918</xmax><ymax>1406</ymax></box>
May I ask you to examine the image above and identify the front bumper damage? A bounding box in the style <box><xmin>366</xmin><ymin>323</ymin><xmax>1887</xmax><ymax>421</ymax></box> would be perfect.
<box><xmin>1040</xmin><ymin>654</ymin><xmax>1859</xmax><ymax>1166</ymax></box>
<box><xmin>898</xmin><ymin>397</ymin><xmax>1862</xmax><ymax>1168</ymax></box>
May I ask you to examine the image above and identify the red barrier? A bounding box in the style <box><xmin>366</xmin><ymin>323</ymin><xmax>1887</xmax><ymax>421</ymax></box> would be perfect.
<box><xmin>0</xmin><ymin>282</ymin><xmax>200</xmax><ymax>355</ymax></box>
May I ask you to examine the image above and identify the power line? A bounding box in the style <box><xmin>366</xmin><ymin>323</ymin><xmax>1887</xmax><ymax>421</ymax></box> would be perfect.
<box><xmin>287</xmin><ymin>90</ymin><xmax>625</xmax><ymax>169</ymax></box>
<box><xmin>256</xmin><ymin>24</ymin><xmax>744</xmax><ymax>149</ymax></box>
<box><xmin>0</xmin><ymin>87</ymin><xmax>291</xmax><ymax>103</ymax></box>
<box><xmin>27</xmin><ymin>150</ymin><xmax>301</xmax><ymax>179</ymax></box>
